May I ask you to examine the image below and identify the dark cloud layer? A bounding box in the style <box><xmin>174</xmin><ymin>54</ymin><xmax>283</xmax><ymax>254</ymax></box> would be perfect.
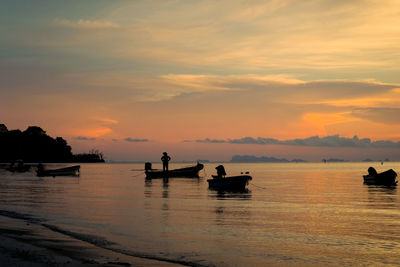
<box><xmin>74</xmin><ymin>136</ymin><xmax>96</xmax><ymax>141</ymax></box>
<box><xmin>194</xmin><ymin>135</ymin><xmax>400</xmax><ymax>148</ymax></box>
<box><xmin>124</xmin><ymin>137</ymin><xmax>149</xmax><ymax>142</ymax></box>
<box><xmin>351</xmin><ymin>108</ymin><xmax>400</xmax><ymax>125</ymax></box>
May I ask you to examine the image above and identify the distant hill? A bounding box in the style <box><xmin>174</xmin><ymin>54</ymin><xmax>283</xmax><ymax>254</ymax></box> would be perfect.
<box><xmin>362</xmin><ymin>158</ymin><xmax>390</xmax><ymax>162</ymax></box>
<box><xmin>0</xmin><ymin>124</ymin><xmax>104</xmax><ymax>163</ymax></box>
<box><xmin>230</xmin><ymin>155</ymin><xmax>307</xmax><ymax>163</ymax></box>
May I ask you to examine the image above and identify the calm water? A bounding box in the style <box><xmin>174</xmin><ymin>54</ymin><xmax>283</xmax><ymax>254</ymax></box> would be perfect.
<box><xmin>1</xmin><ymin>162</ymin><xmax>400</xmax><ymax>266</ymax></box>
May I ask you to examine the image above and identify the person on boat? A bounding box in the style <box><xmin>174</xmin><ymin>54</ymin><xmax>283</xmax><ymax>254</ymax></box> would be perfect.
<box><xmin>368</xmin><ymin>166</ymin><xmax>378</xmax><ymax>176</ymax></box>
<box><xmin>215</xmin><ymin>165</ymin><xmax>226</xmax><ymax>179</ymax></box>
<box><xmin>161</xmin><ymin>152</ymin><xmax>171</xmax><ymax>172</ymax></box>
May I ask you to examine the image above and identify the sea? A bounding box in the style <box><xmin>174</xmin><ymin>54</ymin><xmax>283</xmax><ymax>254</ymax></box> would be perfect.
<box><xmin>1</xmin><ymin>162</ymin><xmax>400</xmax><ymax>266</ymax></box>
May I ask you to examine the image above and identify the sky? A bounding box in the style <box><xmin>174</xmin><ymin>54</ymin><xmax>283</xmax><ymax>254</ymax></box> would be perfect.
<box><xmin>1</xmin><ymin>0</ymin><xmax>400</xmax><ymax>162</ymax></box>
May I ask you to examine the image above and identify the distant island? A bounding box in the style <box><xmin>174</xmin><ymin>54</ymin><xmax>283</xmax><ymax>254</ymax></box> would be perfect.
<box><xmin>362</xmin><ymin>158</ymin><xmax>390</xmax><ymax>162</ymax></box>
<box><xmin>0</xmin><ymin>124</ymin><xmax>104</xmax><ymax>163</ymax></box>
<box><xmin>321</xmin><ymin>158</ymin><xmax>348</xmax><ymax>162</ymax></box>
<box><xmin>230</xmin><ymin>155</ymin><xmax>307</xmax><ymax>163</ymax></box>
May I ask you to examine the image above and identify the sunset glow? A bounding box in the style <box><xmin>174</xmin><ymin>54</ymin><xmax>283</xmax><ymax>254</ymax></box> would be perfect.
<box><xmin>2</xmin><ymin>0</ymin><xmax>400</xmax><ymax>161</ymax></box>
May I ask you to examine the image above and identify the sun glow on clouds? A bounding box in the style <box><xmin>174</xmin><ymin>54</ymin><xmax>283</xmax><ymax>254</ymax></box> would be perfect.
<box><xmin>70</xmin><ymin>117</ymin><xmax>118</xmax><ymax>139</ymax></box>
<box><xmin>53</xmin><ymin>18</ymin><xmax>120</xmax><ymax>29</ymax></box>
<box><xmin>94</xmin><ymin>0</ymin><xmax>400</xmax><ymax>73</ymax></box>
<box><xmin>42</xmin><ymin>73</ymin><xmax>400</xmax><ymax>144</ymax></box>
<box><xmin>302</xmin><ymin>112</ymin><xmax>358</xmax><ymax>136</ymax></box>
<box><xmin>94</xmin><ymin>117</ymin><xmax>119</xmax><ymax>125</ymax></box>
<box><xmin>319</xmin><ymin>87</ymin><xmax>400</xmax><ymax>108</ymax></box>
<box><xmin>3</xmin><ymin>1</ymin><xmax>400</xmax><ymax>160</ymax></box>
<box><xmin>32</xmin><ymin>1</ymin><xmax>399</xmax><ymax>77</ymax></box>
<box><xmin>74</xmin><ymin>127</ymin><xmax>112</xmax><ymax>138</ymax></box>
<box><xmin>160</xmin><ymin>74</ymin><xmax>306</xmax><ymax>93</ymax></box>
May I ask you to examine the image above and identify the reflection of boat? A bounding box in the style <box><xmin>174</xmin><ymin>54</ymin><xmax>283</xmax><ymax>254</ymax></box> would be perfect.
<box><xmin>363</xmin><ymin>167</ymin><xmax>397</xmax><ymax>186</ymax></box>
<box><xmin>208</xmin><ymin>175</ymin><xmax>252</xmax><ymax>191</ymax></box>
<box><xmin>144</xmin><ymin>162</ymin><xmax>204</xmax><ymax>179</ymax></box>
<box><xmin>37</xmin><ymin>165</ymin><xmax>80</xmax><ymax>177</ymax></box>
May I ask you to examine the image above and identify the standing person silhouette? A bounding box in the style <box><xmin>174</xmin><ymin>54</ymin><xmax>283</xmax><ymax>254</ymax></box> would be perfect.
<box><xmin>161</xmin><ymin>152</ymin><xmax>171</xmax><ymax>172</ymax></box>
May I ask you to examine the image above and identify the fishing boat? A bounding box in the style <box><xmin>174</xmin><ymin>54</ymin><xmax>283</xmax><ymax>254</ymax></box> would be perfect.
<box><xmin>37</xmin><ymin>165</ymin><xmax>80</xmax><ymax>177</ymax></box>
<box><xmin>363</xmin><ymin>167</ymin><xmax>397</xmax><ymax>186</ymax></box>
<box><xmin>144</xmin><ymin>162</ymin><xmax>204</xmax><ymax>179</ymax></box>
<box><xmin>207</xmin><ymin>164</ymin><xmax>252</xmax><ymax>191</ymax></box>
<box><xmin>5</xmin><ymin>160</ymin><xmax>31</xmax><ymax>173</ymax></box>
<box><xmin>6</xmin><ymin>165</ymin><xmax>31</xmax><ymax>173</ymax></box>
<box><xmin>207</xmin><ymin>175</ymin><xmax>252</xmax><ymax>191</ymax></box>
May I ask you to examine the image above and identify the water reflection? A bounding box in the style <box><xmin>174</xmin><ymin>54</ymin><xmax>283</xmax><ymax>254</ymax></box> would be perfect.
<box><xmin>0</xmin><ymin>174</ymin><xmax>75</xmax><ymax>212</ymax></box>
<box><xmin>162</xmin><ymin>177</ymin><xmax>169</xmax><ymax>194</ymax></box>
<box><xmin>144</xmin><ymin>178</ymin><xmax>153</xmax><ymax>198</ymax></box>
<box><xmin>208</xmin><ymin>189</ymin><xmax>252</xmax><ymax>200</ymax></box>
<box><xmin>366</xmin><ymin>184</ymin><xmax>397</xmax><ymax>194</ymax></box>
<box><xmin>364</xmin><ymin>184</ymin><xmax>398</xmax><ymax>209</ymax></box>
<box><xmin>213</xmin><ymin>202</ymin><xmax>252</xmax><ymax>226</ymax></box>
<box><xmin>162</xmin><ymin>179</ymin><xmax>169</xmax><ymax>211</ymax></box>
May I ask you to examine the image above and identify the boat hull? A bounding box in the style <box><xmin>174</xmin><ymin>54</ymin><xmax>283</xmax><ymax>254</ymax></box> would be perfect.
<box><xmin>37</xmin><ymin>165</ymin><xmax>80</xmax><ymax>177</ymax></box>
<box><xmin>363</xmin><ymin>169</ymin><xmax>397</xmax><ymax>185</ymax></box>
<box><xmin>145</xmin><ymin>163</ymin><xmax>204</xmax><ymax>179</ymax></box>
<box><xmin>207</xmin><ymin>175</ymin><xmax>252</xmax><ymax>191</ymax></box>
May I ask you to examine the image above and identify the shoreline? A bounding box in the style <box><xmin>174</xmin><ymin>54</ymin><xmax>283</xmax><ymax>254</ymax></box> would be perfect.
<box><xmin>0</xmin><ymin>215</ymin><xmax>181</xmax><ymax>267</ymax></box>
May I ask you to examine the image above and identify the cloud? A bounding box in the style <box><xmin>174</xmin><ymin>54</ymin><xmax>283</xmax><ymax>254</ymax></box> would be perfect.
<box><xmin>85</xmin><ymin>73</ymin><xmax>398</xmax><ymax>103</ymax></box>
<box><xmin>101</xmin><ymin>0</ymin><xmax>400</xmax><ymax>72</ymax></box>
<box><xmin>53</xmin><ymin>18</ymin><xmax>120</xmax><ymax>29</ymax></box>
<box><xmin>159</xmin><ymin>75</ymin><xmax>399</xmax><ymax>106</ymax></box>
<box><xmin>74</xmin><ymin>136</ymin><xmax>96</xmax><ymax>141</ymax></box>
<box><xmin>4</xmin><ymin>1</ymin><xmax>400</xmax><ymax>79</ymax></box>
<box><xmin>124</xmin><ymin>137</ymin><xmax>149</xmax><ymax>142</ymax></box>
<box><xmin>2</xmin><ymin>66</ymin><xmax>399</xmax><ymax>143</ymax></box>
<box><xmin>193</xmin><ymin>135</ymin><xmax>400</xmax><ymax>148</ymax></box>
<box><xmin>351</xmin><ymin>108</ymin><xmax>400</xmax><ymax>125</ymax></box>
<box><xmin>160</xmin><ymin>73</ymin><xmax>306</xmax><ymax>92</ymax></box>
<box><xmin>94</xmin><ymin>117</ymin><xmax>119</xmax><ymax>124</ymax></box>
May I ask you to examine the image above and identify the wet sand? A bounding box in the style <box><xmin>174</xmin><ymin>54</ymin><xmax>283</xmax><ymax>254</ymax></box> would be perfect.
<box><xmin>0</xmin><ymin>215</ymin><xmax>180</xmax><ymax>267</ymax></box>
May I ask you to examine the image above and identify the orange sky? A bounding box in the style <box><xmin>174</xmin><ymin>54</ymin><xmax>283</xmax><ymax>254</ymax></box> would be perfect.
<box><xmin>1</xmin><ymin>1</ymin><xmax>400</xmax><ymax>161</ymax></box>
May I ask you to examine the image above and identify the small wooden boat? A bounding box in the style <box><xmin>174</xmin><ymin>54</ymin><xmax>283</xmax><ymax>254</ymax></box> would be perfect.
<box><xmin>207</xmin><ymin>175</ymin><xmax>252</xmax><ymax>191</ymax></box>
<box><xmin>5</xmin><ymin>160</ymin><xmax>31</xmax><ymax>173</ymax></box>
<box><xmin>37</xmin><ymin>165</ymin><xmax>80</xmax><ymax>177</ymax></box>
<box><xmin>6</xmin><ymin>165</ymin><xmax>31</xmax><ymax>173</ymax></box>
<box><xmin>145</xmin><ymin>162</ymin><xmax>204</xmax><ymax>179</ymax></box>
<box><xmin>363</xmin><ymin>167</ymin><xmax>397</xmax><ymax>186</ymax></box>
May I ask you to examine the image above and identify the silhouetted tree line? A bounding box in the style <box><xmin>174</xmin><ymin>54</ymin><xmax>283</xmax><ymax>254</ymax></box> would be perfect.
<box><xmin>73</xmin><ymin>149</ymin><xmax>104</xmax><ymax>163</ymax></box>
<box><xmin>0</xmin><ymin>124</ymin><xmax>104</xmax><ymax>163</ymax></box>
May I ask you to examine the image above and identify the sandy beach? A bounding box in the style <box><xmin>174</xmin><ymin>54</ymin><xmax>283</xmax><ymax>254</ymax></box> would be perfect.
<box><xmin>0</xmin><ymin>215</ymin><xmax>180</xmax><ymax>267</ymax></box>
